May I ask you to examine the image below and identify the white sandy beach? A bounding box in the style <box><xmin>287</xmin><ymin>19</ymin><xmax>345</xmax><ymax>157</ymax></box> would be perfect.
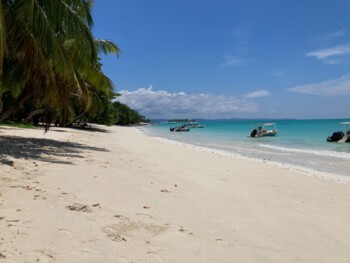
<box><xmin>0</xmin><ymin>125</ymin><xmax>350</xmax><ymax>262</ymax></box>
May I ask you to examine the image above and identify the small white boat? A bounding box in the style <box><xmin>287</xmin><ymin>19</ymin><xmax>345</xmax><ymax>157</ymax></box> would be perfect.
<box><xmin>250</xmin><ymin>123</ymin><xmax>278</xmax><ymax>137</ymax></box>
<box><xmin>170</xmin><ymin>125</ymin><xmax>191</xmax><ymax>132</ymax></box>
<box><xmin>327</xmin><ymin>122</ymin><xmax>350</xmax><ymax>143</ymax></box>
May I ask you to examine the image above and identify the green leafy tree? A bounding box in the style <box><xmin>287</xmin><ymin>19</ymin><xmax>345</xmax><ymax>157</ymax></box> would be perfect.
<box><xmin>112</xmin><ymin>101</ymin><xmax>149</xmax><ymax>125</ymax></box>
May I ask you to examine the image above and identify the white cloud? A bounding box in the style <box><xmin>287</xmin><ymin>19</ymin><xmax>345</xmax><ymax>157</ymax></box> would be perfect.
<box><xmin>307</xmin><ymin>45</ymin><xmax>350</xmax><ymax>59</ymax></box>
<box><xmin>243</xmin><ymin>90</ymin><xmax>270</xmax><ymax>98</ymax></box>
<box><xmin>223</xmin><ymin>55</ymin><xmax>241</xmax><ymax>66</ymax></box>
<box><xmin>115</xmin><ymin>87</ymin><xmax>258</xmax><ymax>118</ymax></box>
<box><xmin>287</xmin><ymin>75</ymin><xmax>350</xmax><ymax>95</ymax></box>
<box><xmin>329</xmin><ymin>30</ymin><xmax>346</xmax><ymax>39</ymax></box>
<box><xmin>312</xmin><ymin>30</ymin><xmax>347</xmax><ymax>45</ymax></box>
<box><xmin>306</xmin><ymin>44</ymin><xmax>350</xmax><ymax>64</ymax></box>
<box><xmin>219</xmin><ymin>28</ymin><xmax>252</xmax><ymax>68</ymax></box>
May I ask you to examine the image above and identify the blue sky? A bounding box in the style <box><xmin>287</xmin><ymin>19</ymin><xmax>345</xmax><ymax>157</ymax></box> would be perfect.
<box><xmin>93</xmin><ymin>0</ymin><xmax>350</xmax><ymax>119</ymax></box>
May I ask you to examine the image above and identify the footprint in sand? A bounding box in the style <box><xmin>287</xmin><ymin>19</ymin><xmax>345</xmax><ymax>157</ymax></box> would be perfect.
<box><xmin>32</xmin><ymin>249</ymin><xmax>55</xmax><ymax>263</ymax></box>
<box><xmin>102</xmin><ymin>221</ymin><xmax>168</xmax><ymax>243</ymax></box>
<box><xmin>106</xmin><ymin>233</ymin><xmax>127</xmax><ymax>242</ymax></box>
<box><xmin>165</xmin><ymin>223</ymin><xmax>195</xmax><ymax>236</ymax></box>
<box><xmin>33</xmin><ymin>194</ymin><xmax>47</xmax><ymax>200</ymax></box>
<box><xmin>58</xmin><ymin>228</ymin><xmax>74</xmax><ymax>238</ymax></box>
<box><xmin>136</xmin><ymin>213</ymin><xmax>154</xmax><ymax>219</ymax></box>
<box><xmin>9</xmin><ymin>185</ymin><xmax>34</xmax><ymax>191</ymax></box>
<box><xmin>60</xmin><ymin>192</ymin><xmax>77</xmax><ymax>199</ymax></box>
<box><xmin>66</xmin><ymin>203</ymin><xmax>92</xmax><ymax>213</ymax></box>
<box><xmin>114</xmin><ymin>214</ymin><xmax>130</xmax><ymax>221</ymax></box>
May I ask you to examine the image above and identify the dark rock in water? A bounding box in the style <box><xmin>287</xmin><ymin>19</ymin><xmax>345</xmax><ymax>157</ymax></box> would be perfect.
<box><xmin>327</xmin><ymin>131</ymin><xmax>344</xmax><ymax>142</ymax></box>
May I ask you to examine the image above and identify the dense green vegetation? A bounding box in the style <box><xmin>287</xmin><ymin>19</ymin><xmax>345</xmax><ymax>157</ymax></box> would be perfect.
<box><xmin>0</xmin><ymin>0</ymin><xmax>147</xmax><ymax>128</ymax></box>
<box><xmin>91</xmin><ymin>100</ymin><xmax>149</xmax><ymax>126</ymax></box>
<box><xmin>111</xmin><ymin>101</ymin><xmax>149</xmax><ymax>126</ymax></box>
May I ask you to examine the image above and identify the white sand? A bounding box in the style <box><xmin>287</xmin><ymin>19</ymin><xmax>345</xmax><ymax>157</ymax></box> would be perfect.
<box><xmin>0</xmin><ymin>125</ymin><xmax>350</xmax><ymax>262</ymax></box>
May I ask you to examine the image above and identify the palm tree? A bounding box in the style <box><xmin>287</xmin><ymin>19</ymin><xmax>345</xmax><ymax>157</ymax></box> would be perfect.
<box><xmin>0</xmin><ymin>0</ymin><xmax>119</xmax><ymax>127</ymax></box>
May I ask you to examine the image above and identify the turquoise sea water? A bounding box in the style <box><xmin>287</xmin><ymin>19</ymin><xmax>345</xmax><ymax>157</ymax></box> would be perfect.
<box><xmin>140</xmin><ymin>119</ymin><xmax>350</xmax><ymax>177</ymax></box>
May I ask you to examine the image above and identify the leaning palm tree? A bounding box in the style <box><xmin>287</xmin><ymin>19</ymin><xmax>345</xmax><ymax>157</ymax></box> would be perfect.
<box><xmin>57</xmin><ymin>38</ymin><xmax>119</xmax><ymax>126</ymax></box>
<box><xmin>0</xmin><ymin>0</ymin><xmax>119</xmax><ymax>127</ymax></box>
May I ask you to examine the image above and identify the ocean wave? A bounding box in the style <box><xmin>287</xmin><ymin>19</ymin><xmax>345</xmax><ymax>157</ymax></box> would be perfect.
<box><xmin>259</xmin><ymin>144</ymin><xmax>350</xmax><ymax>159</ymax></box>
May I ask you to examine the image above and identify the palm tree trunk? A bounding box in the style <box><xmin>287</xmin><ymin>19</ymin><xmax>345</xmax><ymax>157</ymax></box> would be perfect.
<box><xmin>0</xmin><ymin>86</ymin><xmax>32</xmax><ymax>123</ymax></box>
<box><xmin>25</xmin><ymin>109</ymin><xmax>44</xmax><ymax>123</ymax></box>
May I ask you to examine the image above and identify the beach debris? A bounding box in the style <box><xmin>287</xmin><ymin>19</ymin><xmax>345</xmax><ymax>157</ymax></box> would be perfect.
<box><xmin>174</xmin><ymin>184</ymin><xmax>177</xmax><ymax>187</ymax></box>
<box><xmin>91</xmin><ymin>203</ymin><xmax>100</xmax><ymax>207</ymax></box>
<box><xmin>0</xmin><ymin>217</ymin><xmax>4</xmax><ymax>221</ymax></box>
<box><xmin>143</xmin><ymin>206</ymin><xmax>151</xmax><ymax>209</ymax></box>
<box><xmin>66</xmin><ymin>203</ymin><xmax>92</xmax><ymax>213</ymax></box>
<box><xmin>160</xmin><ymin>189</ymin><xmax>171</xmax><ymax>193</ymax></box>
<box><xmin>16</xmin><ymin>209</ymin><xmax>21</xmax><ymax>212</ymax></box>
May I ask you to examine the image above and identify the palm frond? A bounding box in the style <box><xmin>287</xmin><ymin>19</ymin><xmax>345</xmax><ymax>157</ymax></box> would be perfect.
<box><xmin>95</xmin><ymin>39</ymin><xmax>120</xmax><ymax>57</ymax></box>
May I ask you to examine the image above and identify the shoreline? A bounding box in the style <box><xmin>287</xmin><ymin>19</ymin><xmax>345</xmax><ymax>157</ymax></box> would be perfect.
<box><xmin>137</xmin><ymin>127</ymin><xmax>350</xmax><ymax>184</ymax></box>
<box><xmin>141</xmin><ymin>119</ymin><xmax>350</xmax><ymax>178</ymax></box>
<box><xmin>1</xmin><ymin>125</ymin><xmax>350</xmax><ymax>262</ymax></box>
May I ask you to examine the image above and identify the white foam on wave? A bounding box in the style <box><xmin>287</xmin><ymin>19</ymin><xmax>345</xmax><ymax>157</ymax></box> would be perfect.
<box><xmin>259</xmin><ymin>144</ymin><xmax>350</xmax><ymax>159</ymax></box>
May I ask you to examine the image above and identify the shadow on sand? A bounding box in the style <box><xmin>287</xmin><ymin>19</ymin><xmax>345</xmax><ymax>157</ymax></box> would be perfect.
<box><xmin>48</xmin><ymin>124</ymin><xmax>111</xmax><ymax>134</ymax></box>
<box><xmin>0</xmin><ymin>135</ymin><xmax>109</xmax><ymax>165</ymax></box>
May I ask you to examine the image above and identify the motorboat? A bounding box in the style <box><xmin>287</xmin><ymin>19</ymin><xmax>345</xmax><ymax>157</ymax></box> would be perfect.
<box><xmin>327</xmin><ymin>122</ymin><xmax>350</xmax><ymax>143</ymax></box>
<box><xmin>185</xmin><ymin>121</ymin><xmax>204</xmax><ymax>128</ymax></box>
<box><xmin>250</xmin><ymin>123</ymin><xmax>278</xmax><ymax>137</ymax></box>
<box><xmin>170</xmin><ymin>125</ymin><xmax>190</xmax><ymax>132</ymax></box>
